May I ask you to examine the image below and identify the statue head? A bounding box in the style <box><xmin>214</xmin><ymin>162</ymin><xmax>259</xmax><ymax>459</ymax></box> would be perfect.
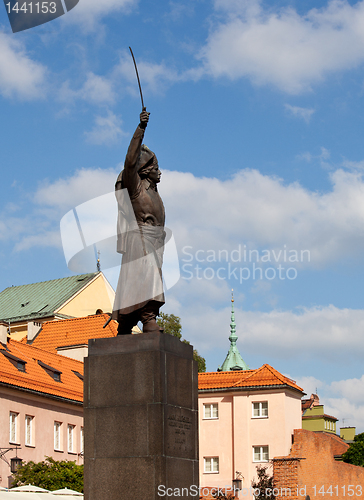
<box><xmin>138</xmin><ymin>144</ymin><xmax>161</xmax><ymax>183</ymax></box>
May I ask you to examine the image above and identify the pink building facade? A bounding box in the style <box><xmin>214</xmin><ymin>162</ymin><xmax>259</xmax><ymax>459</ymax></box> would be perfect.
<box><xmin>0</xmin><ymin>386</ymin><xmax>83</xmax><ymax>489</ymax></box>
<box><xmin>0</xmin><ymin>339</ymin><xmax>84</xmax><ymax>489</ymax></box>
<box><xmin>198</xmin><ymin>366</ymin><xmax>303</xmax><ymax>496</ymax></box>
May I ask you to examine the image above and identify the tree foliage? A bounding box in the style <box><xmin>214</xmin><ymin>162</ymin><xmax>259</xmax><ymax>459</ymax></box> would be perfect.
<box><xmin>342</xmin><ymin>432</ymin><xmax>364</xmax><ymax>467</ymax></box>
<box><xmin>251</xmin><ymin>465</ymin><xmax>275</xmax><ymax>500</ymax></box>
<box><xmin>12</xmin><ymin>457</ymin><xmax>83</xmax><ymax>492</ymax></box>
<box><xmin>157</xmin><ymin>313</ymin><xmax>206</xmax><ymax>372</ymax></box>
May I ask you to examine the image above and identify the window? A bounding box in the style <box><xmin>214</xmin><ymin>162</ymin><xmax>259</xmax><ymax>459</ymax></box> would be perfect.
<box><xmin>80</xmin><ymin>427</ymin><xmax>84</xmax><ymax>454</ymax></box>
<box><xmin>203</xmin><ymin>403</ymin><xmax>218</xmax><ymax>419</ymax></box>
<box><xmin>252</xmin><ymin>402</ymin><xmax>268</xmax><ymax>418</ymax></box>
<box><xmin>253</xmin><ymin>446</ymin><xmax>269</xmax><ymax>462</ymax></box>
<box><xmin>204</xmin><ymin>457</ymin><xmax>219</xmax><ymax>473</ymax></box>
<box><xmin>17</xmin><ymin>361</ymin><xmax>26</xmax><ymax>372</ymax></box>
<box><xmin>9</xmin><ymin>412</ymin><xmax>18</xmax><ymax>444</ymax></box>
<box><xmin>54</xmin><ymin>422</ymin><xmax>62</xmax><ymax>451</ymax></box>
<box><xmin>25</xmin><ymin>415</ymin><xmax>34</xmax><ymax>446</ymax></box>
<box><xmin>67</xmin><ymin>425</ymin><xmax>75</xmax><ymax>453</ymax></box>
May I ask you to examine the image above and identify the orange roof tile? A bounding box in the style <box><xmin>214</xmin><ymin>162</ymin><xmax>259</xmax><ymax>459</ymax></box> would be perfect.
<box><xmin>0</xmin><ymin>339</ymin><xmax>83</xmax><ymax>403</ymax></box>
<box><xmin>25</xmin><ymin>313</ymin><xmax>118</xmax><ymax>353</ymax></box>
<box><xmin>198</xmin><ymin>364</ymin><xmax>303</xmax><ymax>393</ymax></box>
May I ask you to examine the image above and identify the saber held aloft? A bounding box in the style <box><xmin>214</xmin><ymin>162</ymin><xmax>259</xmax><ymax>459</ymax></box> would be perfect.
<box><xmin>129</xmin><ymin>46</ymin><xmax>146</xmax><ymax>111</ymax></box>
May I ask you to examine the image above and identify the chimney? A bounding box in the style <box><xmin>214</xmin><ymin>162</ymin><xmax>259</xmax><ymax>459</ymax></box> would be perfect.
<box><xmin>0</xmin><ymin>323</ymin><xmax>8</xmax><ymax>346</ymax></box>
<box><xmin>27</xmin><ymin>321</ymin><xmax>42</xmax><ymax>342</ymax></box>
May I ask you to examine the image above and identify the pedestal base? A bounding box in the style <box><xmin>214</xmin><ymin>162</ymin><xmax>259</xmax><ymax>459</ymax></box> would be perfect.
<box><xmin>84</xmin><ymin>333</ymin><xmax>199</xmax><ymax>499</ymax></box>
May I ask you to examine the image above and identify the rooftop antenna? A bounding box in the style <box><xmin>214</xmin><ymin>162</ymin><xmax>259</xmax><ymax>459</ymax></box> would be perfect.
<box><xmin>93</xmin><ymin>245</ymin><xmax>101</xmax><ymax>272</ymax></box>
<box><xmin>97</xmin><ymin>250</ymin><xmax>101</xmax><ymax>272</ymax></box>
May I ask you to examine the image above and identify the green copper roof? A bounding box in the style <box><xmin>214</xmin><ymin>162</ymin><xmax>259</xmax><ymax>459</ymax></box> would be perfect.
<box><xmin>219</xmin><ymin>291</ymin><xmax>249</xmax><ymax>372</ymax></box>
<box><xmin>0</xmin><ymin>273</ymin><xmax>99</xmax><ymax>323</ymax></box>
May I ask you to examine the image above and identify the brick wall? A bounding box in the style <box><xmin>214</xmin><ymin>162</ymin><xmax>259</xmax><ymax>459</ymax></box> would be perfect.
<box><xmin>273</xmin><ymin>429</ymin><xmax>364</xmax><ymax>500</ymax></box>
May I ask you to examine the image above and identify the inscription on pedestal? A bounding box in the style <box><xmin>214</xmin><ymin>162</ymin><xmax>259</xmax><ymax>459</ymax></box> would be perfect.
<box><xmin>166</xmin><ymin>406</ymin><xmax>195</xmax><ymax>458</ymax></box>
<box><xmin>168</xmin><ymin>414</ymin><xmax>192</xmax><ymax>447</ymax></box>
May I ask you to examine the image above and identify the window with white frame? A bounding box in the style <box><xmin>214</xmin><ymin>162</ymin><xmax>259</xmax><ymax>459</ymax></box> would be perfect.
<box><xmin>68</xmin><ymin>424</ymin><xmax>75</xmax><ymax>453</ymax></box>
<box><xmin>203</xmin><ymin>403</ymin><xmax>218</xmax><ymax>419</ymax></box>
<box><xmin>80</xmin><ymin>427</ymin><xmax>84</xmax><ymax>454</ymax></box>
<box><xmin>54</xmin><ymin>422</ymin><xmax>62</xmax><ymax>451</ymax></box>
<box><xmin>253</xmin><ymin>446</ymin><xmax>269</xmax><ymax>462</ymax></box>
<box><xmin>9</xmin><ymin>412</ymin><xmax>18</xmax><ymax>444</ymax></box>
<box><xmin>25</xmin><ymin>415</ymin><xmax>34</xmax><ymax>446</ymax></box>
<box><xmin>252</xmin><ymin>401</ymin><xmax>268</xmax><ymax>418</ymax></box>
<box><xmin>204</xmin><ymin>457</ymin><xmax>219</xmax><ymax>473</ymax></box>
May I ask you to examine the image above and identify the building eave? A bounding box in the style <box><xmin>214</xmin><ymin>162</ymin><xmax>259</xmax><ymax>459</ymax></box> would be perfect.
<box><xmin>0</xmin><ymin>380</ymin><xmax>83</xmax><ymax>406</ymax></box>
<box><xmin>199</xmin><ymin>383</ymin><xmax>304</xmax><ymax>395</ymax></box>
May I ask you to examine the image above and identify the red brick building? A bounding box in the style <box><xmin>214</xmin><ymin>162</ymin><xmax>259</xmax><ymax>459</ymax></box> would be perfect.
<box><xmin>273</xmin><ymin>429</ymin><xmax>364</xmax><ymax>500</ymax></box>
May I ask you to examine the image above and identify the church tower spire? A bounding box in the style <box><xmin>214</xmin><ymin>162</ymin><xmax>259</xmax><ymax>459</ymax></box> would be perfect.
<box><xmin>218</xmin><ymin>290</ymin><xmax>249</xmax><ymax>371</ymax></box>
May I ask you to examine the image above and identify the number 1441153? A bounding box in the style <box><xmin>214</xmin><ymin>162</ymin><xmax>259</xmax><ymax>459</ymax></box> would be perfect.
<box><xmin>5</xmin><ymin>2</ymin><xmax>58</xmax><ymax>14</ymax></box>
<box><xmin>312</xmin><ymin>485</ymin><xmax>362</xmax><ymax>496</ymax></box>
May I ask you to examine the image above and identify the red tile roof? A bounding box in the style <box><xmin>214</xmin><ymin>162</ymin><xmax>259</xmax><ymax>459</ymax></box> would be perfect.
<box><xmin>301</xmin><ymin>393</ymin><xmax>320</xmax><ymax>412</ymax></box>
<box><xmin>25</xmin><ymin>313</ymin><xmax>117</xmax><ymax>353</ymax></box>
<box><xmin>0</xmin><ymin>339</ymin><xmax>83</xmax><ymax>403</ymax></box>
<box><xmin>198</xmin><ymin>364</ymin><xmax>303</xmax><ymax>393</ymax></box>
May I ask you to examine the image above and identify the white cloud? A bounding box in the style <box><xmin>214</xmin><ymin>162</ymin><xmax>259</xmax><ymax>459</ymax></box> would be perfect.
<box><xmin>84</xmin><ymin>111</ymin><xmax>127</xmax><ymax>145</ymax></box>
<box><xmin>294</xmin><ymin>376</ymin><xmax>324</xmax><ymax>397</ymax></box>
<box><xmin>178</xmin><ymin>300</ymin><xmax>364</xmax><ymax>362</ymax></box>
<box><xmin>60</xmin><ymin>72</ymin><xmax>116</xmax><ymax>105</ymax></box>
<box><xmin>285</xmin><ymin>104</ymin><xmax>315</xmax><ymax>123</ymax></box>
<box><xmin>286</xmin><ymin>374</ymin><xmax>364</xmax><ymax>432</ymax></box>
<box><xmin>35</xmin><ymin>167</ymin><xmax>118</xmax><ymax>211</ymax></box>
<box><xmin>0</xmin><ymin>167</ymin><xmax>118</xmax><ymax>252</ymax></box>
<box><xmin>7</xmin><ymin>163</ymin><xmax>364</xmax><ymax>264</ymax></box>
<box><xmin>324</xmin><ymin>397</ymin><xmax>364</xmax><ymax>431</ymax></box>
<box><xmin>114</xmin><ymin>53</ymin><xmax>180</xmax><ymax>96</ymax></box>
<box><xmin>62</xmin><ymin>0</ymin><xmax>138</xmax><ymax>29</ymax></box>
<box><xmin>0</xmin><ymin>32</ymin><xmax>47</xmax><ymax>99</ymax></box>
<box><xmin>160</xmin><ymin>167</ymin><xmax>364</xmax><ymax>267</ymax></box>
<box><xmin>330</xmin><ymin>375</ymin><xmax>364</xmax><ymax>405</ymax></box>
<box><xmin>199</xmin><ymin>0</ymin><xmax>364</xmax><ymax>93</ymax></box>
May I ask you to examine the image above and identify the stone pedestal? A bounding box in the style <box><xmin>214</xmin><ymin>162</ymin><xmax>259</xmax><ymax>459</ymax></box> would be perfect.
<box><xmin>84</xmin><ymin>333</ymin><xmax>199</xmax><ymax>500</ymax></box>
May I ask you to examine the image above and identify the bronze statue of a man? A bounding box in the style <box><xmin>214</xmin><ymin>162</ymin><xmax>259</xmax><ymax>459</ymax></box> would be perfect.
<box><xmin>113</xmin><ymin>110</ymin><xmax>165</xmax><ymax>335</ymax></box>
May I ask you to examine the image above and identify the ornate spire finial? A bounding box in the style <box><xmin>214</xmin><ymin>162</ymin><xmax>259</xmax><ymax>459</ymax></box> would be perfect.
<box><xmin>230</xmin><ymin>289</ymin><xmax>237</xmax><ymax>343</ymax></box>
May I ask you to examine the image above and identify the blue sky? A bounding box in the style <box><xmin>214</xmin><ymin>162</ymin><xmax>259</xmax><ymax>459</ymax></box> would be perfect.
<box><xmin>1</xmin><ymin>0</ymin><xmax>364</xmax><ymax>431</ymax></box>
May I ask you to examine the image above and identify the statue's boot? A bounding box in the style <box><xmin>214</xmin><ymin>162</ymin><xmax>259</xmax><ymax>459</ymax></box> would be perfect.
<box><xmin>116</xmin><ymin>311</ymin><xmax>138</xmax><ymax>335</ymax></box>
<box><xmin>141</xmin><ymin>302</ymin><xmax>164</xmax><ymax>334</ymax></box>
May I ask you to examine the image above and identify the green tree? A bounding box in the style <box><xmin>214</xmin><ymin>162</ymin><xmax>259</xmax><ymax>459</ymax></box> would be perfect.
<box><xmin>342</xmin><ymin>432</ymin><xmax>364</xmax><ymax>467</ymax></box>
<box><xmin>251</xmin><ymin>465</ymin><xmax>275</xmax><ymax>500</ymax></box>
<box><xmin>157</xmin><ymin>313</ymin><xmax>206</xmax><ymax>372</ymax></box>
<box><xmin>12</xmin><ymin>457</ymin><xmax>83</xmax><ymax>492</ymax></box>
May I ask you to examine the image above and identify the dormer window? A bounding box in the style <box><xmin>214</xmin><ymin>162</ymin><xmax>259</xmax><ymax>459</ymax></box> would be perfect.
<box><xmin>0</xmin><ymin>350</ymin><xmax>27</xmax><ymax>372</ymax></box>
<box><xmin>37</xmin><ymin>360</ymin><xmax>62</xmax><ymax>382</ymax></box>
<box><xmin>72</xmin><ymin>370</ymin><xmax>84</xmax><ymax>381</ymax></box>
